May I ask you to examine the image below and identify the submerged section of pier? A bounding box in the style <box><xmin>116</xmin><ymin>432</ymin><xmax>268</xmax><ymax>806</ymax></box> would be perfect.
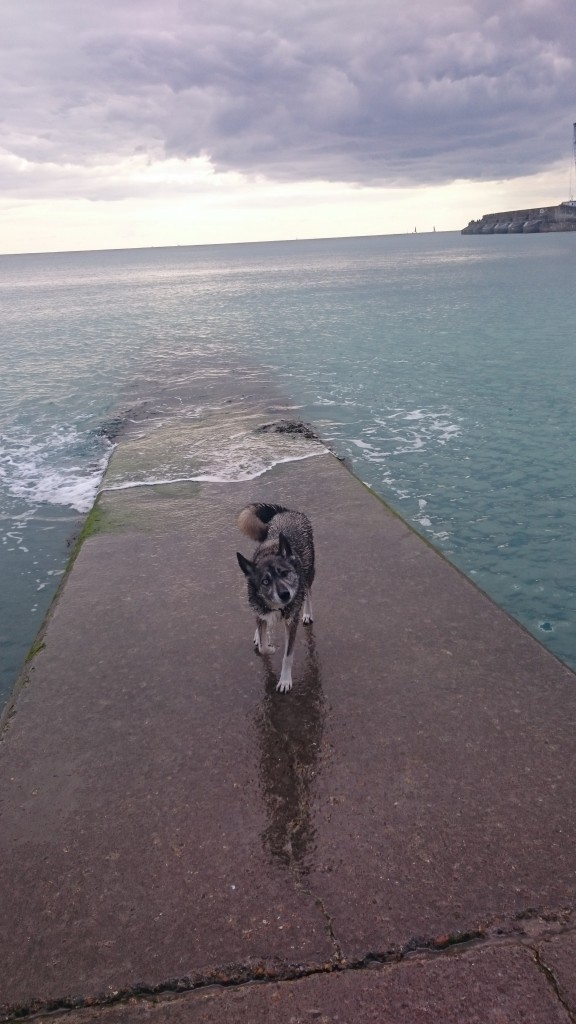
<box><xmin>2</xmin><ymin>413</ymin><xmax>576</xmax><ymax>1022</ymax></box>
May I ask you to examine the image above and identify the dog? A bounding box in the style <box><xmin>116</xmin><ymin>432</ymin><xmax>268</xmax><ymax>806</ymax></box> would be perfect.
<box><xmin>236</xmin><ymin>502</ymin><xmax>315</xmax><ymax>693</ymax></box>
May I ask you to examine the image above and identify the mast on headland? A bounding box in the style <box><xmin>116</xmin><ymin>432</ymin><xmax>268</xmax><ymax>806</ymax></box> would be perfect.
<box><xmin>568</xmin><ymin>122</ymin><xmax>576</xmax><ymax>206</ymax></box>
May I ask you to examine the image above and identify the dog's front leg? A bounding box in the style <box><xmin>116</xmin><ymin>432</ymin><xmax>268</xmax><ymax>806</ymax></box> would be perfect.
<box><xmin>254</xmin><ymin>617</ymin><xmax>275</xmax><ymax>654</ymax></box>
<box><xmin>277</xmin><ymin>617</ymin><xmax>299</xmax><ymax>693</ymax></box>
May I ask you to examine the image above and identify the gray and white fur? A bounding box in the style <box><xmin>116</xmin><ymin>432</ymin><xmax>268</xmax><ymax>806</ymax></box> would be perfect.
<box><xmin>237</xmin><ymin>502</ymin><xmax>315</xmax><ymax>693</ymax></box>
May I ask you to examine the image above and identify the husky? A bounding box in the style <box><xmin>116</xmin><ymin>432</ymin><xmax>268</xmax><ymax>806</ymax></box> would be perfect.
<box><xmin>237</xmin><ymin>502</ymin><xmax>315</xmax><ymax>693</ymax></box>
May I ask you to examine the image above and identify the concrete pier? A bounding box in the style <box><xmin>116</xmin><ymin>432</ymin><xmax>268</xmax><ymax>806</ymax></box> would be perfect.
<box><xmin>2</xmin><ymin>437</ymin><xmax>576</xmax><ymax>1022</ymax></box>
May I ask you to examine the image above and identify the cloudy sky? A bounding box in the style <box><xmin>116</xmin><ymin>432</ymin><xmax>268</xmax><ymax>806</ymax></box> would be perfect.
<box><xmin>1</xmin><ymin>0</ymin><xmax>575</xmax><ymax>253</ymax></box>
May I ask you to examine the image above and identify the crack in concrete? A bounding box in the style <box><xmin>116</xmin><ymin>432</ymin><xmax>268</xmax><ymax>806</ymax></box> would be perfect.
<box><xmin>532</xmin><ymin>946</ymin><xmax>576</xmax><ymax>1023</ymax></box>
<box><xmin>312</xmin><ymin>894</ymin><xmax>343</xmax><ymax>961</ymax></box>
<box><xmin>3</xmin><ymin>912</ymin><xmax>576</xmax><ymax>1023</ymax></box>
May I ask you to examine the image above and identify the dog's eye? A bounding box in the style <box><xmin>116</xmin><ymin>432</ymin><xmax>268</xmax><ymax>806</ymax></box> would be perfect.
<box><xmin>278</xmin><ymin>568</ymin><xmax>288</xmax><ymax>578</ymax></box>
<box><xmin>262</xmin><ymin>574</ymin><xmax>271</xmax><ymax>586</ymax></box>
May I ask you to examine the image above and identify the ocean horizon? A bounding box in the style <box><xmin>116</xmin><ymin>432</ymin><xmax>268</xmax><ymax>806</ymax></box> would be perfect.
<box><xmin>1</xmin><ymin>226</ymin><xmax>452</xmax><ymax>259</ymax></box>
<box><xmin>1</xmin><ymin>230</ymin><xmax>575</xmax><ymax>708</ymax></box>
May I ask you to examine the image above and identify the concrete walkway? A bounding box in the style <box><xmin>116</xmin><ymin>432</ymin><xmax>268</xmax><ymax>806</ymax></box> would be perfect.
<box><xmin>2</xmin><ymin>444</ymin><xmax>576</xmax><ymax>1022</ymax></box>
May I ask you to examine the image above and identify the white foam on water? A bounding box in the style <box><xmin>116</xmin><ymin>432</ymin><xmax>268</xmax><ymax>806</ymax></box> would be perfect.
<box><xmin>351</xmin><ymin>438</ymin><xmax>375</xmax><ymax>450</ymax></box>
<box><xmin>187</xmin><ymin>448</ymin><xmax>326</xmax><ymax>482</ymax></box>
<box><xmin>0</xmin><ymin>426</ymin><xmax>113</xmax><ymax>514</ymax></box>
<box><xmin>323</xmin><ymin>407</ymin><xmax>463</xmax><ymax>546</ymax></box>
<box><xmin>18</xmin><ymin>464</ymin><xmax>110</xmax><ymax>513</ymax></box>
<box><xmin>374</xmin><ymin>407</ymin><xmax>462</xmax><ymax>454</ymax></box>
<box><xmin>102</xmin><ymin>408</ymin><xmax>327</xmax><ymax>491</ymax></box>
<box><xmin>102</xmin><ymin>449</ymin><xmax>326</xmax><ymax>492</ymax></box>
<box><xmin>322</xmin><ymin>408</ymin><xmax>462</xmax><ymax>472</ymax></box>
<box><xmin>1</xmin><ymin>404</ymin><xmax>327</xmax><ymax>520</ymax></box>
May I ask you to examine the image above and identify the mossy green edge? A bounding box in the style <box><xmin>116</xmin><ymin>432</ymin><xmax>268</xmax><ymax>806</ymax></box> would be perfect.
<box><xmin>3</xmin><ymin>498</ymin><xmax>112</xmax><ymax>720</ymax></box>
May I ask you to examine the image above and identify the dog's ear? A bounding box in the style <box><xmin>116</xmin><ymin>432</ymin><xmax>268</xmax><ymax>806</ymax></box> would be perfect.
<box><xmin>278</xmin><ymin>532</ymin><xmax>293</xmax><ymax>560</ymax></box>
<box><xmin>237</xmin><ymin>551</ymin><xmax>255</xmax><ymax>577</ymax></box>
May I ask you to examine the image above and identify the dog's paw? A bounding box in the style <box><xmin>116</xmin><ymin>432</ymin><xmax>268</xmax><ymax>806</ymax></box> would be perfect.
<box><xmin>302</xmin><ymin>613</ymin><xmax>313</xmax><ymax>625</ymax></box>
<box><xmin>276</xmin><ymin>675</ymin><xmax>293</xmax><ymax>693</ymax></box>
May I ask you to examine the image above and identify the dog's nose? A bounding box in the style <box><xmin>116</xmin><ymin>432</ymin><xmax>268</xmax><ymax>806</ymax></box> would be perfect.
<box><xmin>278</xmin><ymin>589</ymin><xmax>291</xmax><ymax>603</ymax></box>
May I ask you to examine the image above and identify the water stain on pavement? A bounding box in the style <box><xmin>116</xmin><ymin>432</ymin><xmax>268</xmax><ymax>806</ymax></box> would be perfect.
<box><xmin>254</xmin><ymin>629</ymin><xmax>326</xmax><ymax>876</ymax></box>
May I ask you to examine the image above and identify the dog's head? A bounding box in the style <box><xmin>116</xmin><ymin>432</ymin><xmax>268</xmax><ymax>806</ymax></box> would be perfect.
<box><xmin>237</xmin><ymin>533</ymin><xmax>299</xmax><ymax>610</ymax></box>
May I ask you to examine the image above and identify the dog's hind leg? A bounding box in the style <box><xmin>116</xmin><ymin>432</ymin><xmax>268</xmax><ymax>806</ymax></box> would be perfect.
<box><xmin>277</xmin><ymin>617</ymin><xmax>299</xmax><ymax>693</ymax></box>
<box><xmin>302</xmin><ymin>590</ymin><xmax>313</xmax><ymax>625</ymax></box>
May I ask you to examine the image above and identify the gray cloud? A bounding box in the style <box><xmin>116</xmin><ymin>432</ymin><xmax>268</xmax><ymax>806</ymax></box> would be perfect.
<box><xmin>1</xmin><ymin>0</ymin><xmax>575</xmax><ymax>198</ymax></box>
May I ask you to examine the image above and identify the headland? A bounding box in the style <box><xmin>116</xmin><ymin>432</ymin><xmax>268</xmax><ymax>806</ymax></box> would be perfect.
<box><xmin>462</xmin><ymin>201</ymin><xmax>576</xmax><ymax>234</ymax></box>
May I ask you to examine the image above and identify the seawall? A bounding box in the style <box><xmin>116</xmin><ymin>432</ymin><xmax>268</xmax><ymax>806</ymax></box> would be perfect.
<box><xmin>2</xmin><ymin>412</ymin><xmax>576</xmax><ymax>1022</ymax></box>
<box><xmin>462</xmin><ymin>201</ymin><xmax>576</xmax><ymax>234</ymax></box>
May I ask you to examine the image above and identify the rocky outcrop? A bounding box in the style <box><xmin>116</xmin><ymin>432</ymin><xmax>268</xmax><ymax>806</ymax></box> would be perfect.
<box><xmin>462</xmin><ymin>202</ymin><xmax>576</xmax><ymax>235</ymax></box>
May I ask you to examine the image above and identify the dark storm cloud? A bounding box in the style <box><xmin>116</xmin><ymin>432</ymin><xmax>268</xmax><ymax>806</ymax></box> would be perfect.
<box><xmin>1</xmin><ymin>0</ymin><xmax>574</xmax><ymax>197</ymax></box>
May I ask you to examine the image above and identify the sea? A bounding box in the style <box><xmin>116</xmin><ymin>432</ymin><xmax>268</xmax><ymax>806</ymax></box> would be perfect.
<box><xmin>1</xmin><ymin>231</ymin><xmax>575</xmax><ymax>709</ymax></box>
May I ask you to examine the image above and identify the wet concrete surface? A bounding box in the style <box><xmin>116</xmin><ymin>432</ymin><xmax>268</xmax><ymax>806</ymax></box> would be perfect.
<box><xmin>2</xmin><ymin>448</ymin><xmax>576</xmax><ymax>1019</ymax></box>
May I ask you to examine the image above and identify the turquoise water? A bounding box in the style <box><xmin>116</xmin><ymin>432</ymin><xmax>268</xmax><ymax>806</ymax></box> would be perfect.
<box><xmin>1</xmin><ymin>232</ymin><xmax>575</xmax><ymax>706</ymax></box>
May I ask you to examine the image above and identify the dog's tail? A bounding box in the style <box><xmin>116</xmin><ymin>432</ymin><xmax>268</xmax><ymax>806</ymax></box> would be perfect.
<box><xmin>238</xmin><ymin>502</ymin><xmax>289</xmax><ymax>542</ymax></box>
